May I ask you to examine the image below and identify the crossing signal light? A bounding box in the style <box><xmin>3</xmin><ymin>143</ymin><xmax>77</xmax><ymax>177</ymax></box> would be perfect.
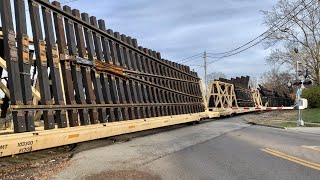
<box><xmin>303</xmin><ymin>79</ymin><xmax>312</xmax><ymax>86</ymax></box>
<box><xmin>293</xmin><ymin>81</ymin><xmax>302</xmax><ymax>86</ymax></box>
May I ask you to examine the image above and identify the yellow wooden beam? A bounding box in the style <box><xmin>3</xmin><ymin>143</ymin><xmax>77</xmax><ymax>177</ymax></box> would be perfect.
<box><xmin>0</xmin><ymin>80</ymin><xmax>10</xmax><ymax>98</ymax></box>
<box><xmin>31</xmin><ymin>86</ymin><xmax>41</xmax><ymax>101</ymax></box>
<box><xmin>0</xmin><ymin>57</ymin><xmax>41</xmax><ymax>100</ymax></box>
<box><xmin>0</xmin><ymin>113</ymin><xmax>212</xmax><ymax>157</ymax></box>
<box><xmin>199</xmin><ymin>80</ymin><xmax>208</xmax><ymax>111</ymax></box>
<box><xmin>251</xmin><ymin>89</ymin><xmax>262</xmax><ymax>107</ymax></box>
<box><xmin>207</xmin><ymin>81</ymin><xmax>238</xmax><ymax>110</ymax></box>
<box><xmin>0</xmin><ymin>57</ymin><xmax>6</xmax><ymax>69</ymax></box>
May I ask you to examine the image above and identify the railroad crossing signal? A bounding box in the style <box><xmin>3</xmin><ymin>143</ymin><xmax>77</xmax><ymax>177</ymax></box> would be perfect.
<box><xmin>303</xmin><ymin>79</ymin><xmax>312</xmax><ymax>86</ymax></box>
<box><xmin>289</xmin><ymin>68</ymin><xmax>312</xmax><ymax>88</ymax></box>
<box><xmin>293</xmin><ymin>81</ymin><xmax>302</xmax><ymax>87</ymax></box>
<box><xmin>291</xmin><ymin>61</ymin><xmax>311</xmax><ymax>127</ymax></box>
<box><xmin>291</xmin><ymin>79</ymin><xmax>312</xmax><ymax>88</ymax></box>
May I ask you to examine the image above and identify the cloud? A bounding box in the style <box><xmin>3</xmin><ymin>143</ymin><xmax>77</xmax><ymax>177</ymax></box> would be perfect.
<box><xmin>69</xmin><ymin>0</ymin><xmax>278</xmax><ymax>80</ymax></box>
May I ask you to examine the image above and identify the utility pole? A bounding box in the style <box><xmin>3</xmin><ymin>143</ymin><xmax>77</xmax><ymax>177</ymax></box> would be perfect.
<box><xmin>204</xmin><ymin>51</ymin><xmax>207</xmax><ymax>98</ymax></box>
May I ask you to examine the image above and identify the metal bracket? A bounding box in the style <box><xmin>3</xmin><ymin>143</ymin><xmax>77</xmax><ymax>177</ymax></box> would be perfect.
<box><xmin>9</xmin><ymin>47</ymin><xmax>18</xmax><ymax>62</ymax></box>
<box><xmin>22</xmin><ymin>34</ymin><xmax>30</xmax><ymax>64</ymax></box>
<box><xmin>75</xmin><ymin>64</ymin><xmax>81</xmax><ymax>71</ymax></box>
<box><xmin>76</xmin><ymin>56</ymin><xmax>94</xmax><ymax>66</ymax></box>
<box><xmin>20</xmin><ymin>72</ymin><xmax>31</xmax><ymax>76</ymax></box>
<box><xmin>61</xmin><ymin>56</ymin><xmax>94</xmax><ymax>67</ymax></box>
<box><xmin>52</xmin><ymin>45</ymin><xmax>59</xmax><ymax>68</ymax></box>
<box><xmin>7</xmin><ymin>30</ymin><xmax>18</xmax><ymax>62</ymax></box>
<box><xmin>7</xmin><ymin>30</ymin><xmax>15</xmax><ymax>46</ymax></box>
<box><xmin>85</xmin><ymin>66</ymin><xmax>91</xmax><ymax>72</ymax></box>
<box><xmin>39</xmin><ymin>40</ymin><xmax>47</xmax><ymax>66</ymax></box>
<box><xmin>64</xmin><ymin>60</ymin><xmax>71</xmax><ymax>70</ymax></box>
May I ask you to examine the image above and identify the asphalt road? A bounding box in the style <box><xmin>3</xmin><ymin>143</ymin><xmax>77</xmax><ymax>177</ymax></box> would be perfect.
<box><xmin>55</xmin><ymin>116</ymin><xmax>320</xmax><ymax>180</ymax></box>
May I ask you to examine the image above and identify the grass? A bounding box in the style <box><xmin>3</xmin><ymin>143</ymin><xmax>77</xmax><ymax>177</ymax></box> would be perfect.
<box><xmin>301</xmin><ymin>108</ymin><xmax>320</xmax><ymax>124</ymax></box>
<box><xmin>276</xmin><ymin>122</ymin><xmax>320</xmax><ymax>128</ymax></box>
<box><xmin>244</xmin><ymin>109</ymin><xmax>320</xmax><ymax>128</ymax></box>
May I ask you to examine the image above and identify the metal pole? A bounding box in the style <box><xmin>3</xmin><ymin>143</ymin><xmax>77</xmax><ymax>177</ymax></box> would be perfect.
<box><xmin>204</xmin><ymin>51</ymin><xmax>207</xmax><ymax>98</ymax></box>
<box><xmin>296</xmin><ymin>61</ymin><xmax>298</xmax><ymax>79</ymax></box>
<box><xmin>296</xmin><ymin>60</ymin><xmax>304</xmax><ymax>126</ymax></box>
<box><xmin>297</xmin><ymin>89</ymin><xmax>304</xmax><ymax>126</ymax></box>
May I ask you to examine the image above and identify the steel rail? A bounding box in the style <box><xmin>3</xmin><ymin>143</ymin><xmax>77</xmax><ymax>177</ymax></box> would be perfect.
<box><xmin>10</xmin><ymin>102</ymin><xmax>204</xmax><ymax>111</ymax></box>
<box><xmin>125</xmin><ymin>70</ymin><xmax>199</xmax><ymax>84</ymax></box>
<box><xmin>129</xmin><ymin>76</ymin><xmax>202</xmax><ymax>99</ymax></box>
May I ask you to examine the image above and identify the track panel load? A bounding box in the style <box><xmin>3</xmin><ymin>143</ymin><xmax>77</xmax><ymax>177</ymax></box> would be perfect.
<box><xmin>0</xmin><ymin>0</ymin><xmax>205</xmax><ymax>135</ymax></box>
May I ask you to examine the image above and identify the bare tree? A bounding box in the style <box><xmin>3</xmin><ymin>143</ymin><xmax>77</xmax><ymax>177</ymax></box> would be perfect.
<box><xmin>249</xmin><ymin>76</ymin><xmax>258</xmax><ymax>89</ymax></box>
<box><xmin>207</xmin><ymin>71</ymin><xmax>227</xmax><ymax>81</ymax></box>
<box><xmin>261</xmin><ymin>68</ymin><xmax>294</xmax><ymax>94</ymax></box>
<box><xmin>206</xmin><ymin>71</ymin><xmax>226</xmax><ymax>94</ymax></box>
<box><xmin>262</xmin><ymin>0</ymin><xmax>320</xmax><ymax>85</ymax></box>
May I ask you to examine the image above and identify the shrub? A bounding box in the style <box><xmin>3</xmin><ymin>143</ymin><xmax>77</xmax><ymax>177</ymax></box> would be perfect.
<box><xmin>302</xmin><ymin>85</ymin><xmax>320</xmax><ymax>108</ymax></box>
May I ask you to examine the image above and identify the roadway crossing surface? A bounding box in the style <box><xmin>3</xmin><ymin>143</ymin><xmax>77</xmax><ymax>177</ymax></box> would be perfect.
<box><xmin>55</xmin><ymin>116</ymin><xmax>320</xmax><ymax>180</ymax></box>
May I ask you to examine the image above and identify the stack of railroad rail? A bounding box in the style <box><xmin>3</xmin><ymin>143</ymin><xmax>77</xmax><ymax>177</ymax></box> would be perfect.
<box><xmin>0</xmin><ymin>0</ymin><xmax>211</xmax><ymax>157</ymax></box>
<box><xmin>258</xmin><ymin>85</ymin><xmax>294</xmax><ymax>107</ymax></box>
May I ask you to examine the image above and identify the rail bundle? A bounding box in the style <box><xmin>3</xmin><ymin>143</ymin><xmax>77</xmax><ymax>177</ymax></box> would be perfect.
<box><xmin>258</xmin><ymin>85</ymin><xmax>294</xmax><ymax>107</ymax></box>
<box><xmin>0</xmin><ymin>0</ymin><xmax>205</xmax><ymax>135</ymax></box>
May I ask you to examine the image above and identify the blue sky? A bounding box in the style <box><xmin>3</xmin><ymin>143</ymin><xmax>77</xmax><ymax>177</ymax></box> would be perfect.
<box><xmin>58</xmin><ymin>0</ymin><xmax>278</xmax><ymax>80</ymax></box>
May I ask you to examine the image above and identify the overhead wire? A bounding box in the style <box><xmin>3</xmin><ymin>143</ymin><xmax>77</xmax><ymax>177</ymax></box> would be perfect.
<box><xmin>179</xmin><ymin>52</ymin><xmax>225</xmax><ymax>65</ymax></box>
<box><xmin>205</xmin><ymin>0</ymin><xmax>312</xmax><ymax>56</ymax></box>
<box><xmin>188</xmin><ymin>54</ymin><xmax>225</xmax><ymax>67</ymax></box>
<box><xmin>186</xmin><ymin>0</ymin><xmax>315</xmax><ymax>72</ymax></box>
<box><xmin>11</xmin><ymin>0</ymin><xmax>81</xmax><ymax>14</ymax></box>
<box><xmin>176</xmin><ymin>53</ymin><xmax>203</xmax><ymax>63</ymax></box>
<box><xmin>205</xmin><ymin>0</ymin><xmax>318</xmax><ymax>67</ymax></box>
<box><xmin>61</xmin><ymin>0</ymin><xmax>81</xmax><ymax>4</ymax></box>
<box><xmin>64</xmin><ymin>1</ymin><xmax>312</xmax><ymax>72</ymax></box>
<box><xmin>181</xmin><ymin>56</ymin><xmax>203</xmax><ymax>64</ymax></box>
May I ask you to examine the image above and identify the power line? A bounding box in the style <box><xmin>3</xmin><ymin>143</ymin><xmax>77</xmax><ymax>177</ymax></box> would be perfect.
<box><xmin>207</xmin><ymin>55</ymin><xmax>224</xmax><ymax>59</ymax></box>
<box><xmin>61</xmin><ymin>0</ymin><xmax>81</xmax><ymax>4</ymax></box>
<box><xmin>182</xmin><ymin>56</ymin><xmax>202</xmax><ymax>64</ymax></box>
<box><xmin>11</xmin><ymin>0</ymin><xmax>81</xmax><ymax>14</ymax></box>
<box><xmin>193</xmin><ymin>66</ymin><xmax>203</xmax><ymax>71</ymax></box>
<box><xmin>205</xmin><ymin>0</ymin><xmax>318</xmax><ymax>67</ymax></box>
<box><xmin>207</xmin><ymin>0</ymin><xmax>311</xmax><ymax>56</ymax></box>
<box><xmin>204</xmin><ymin>51</ymin><xmax>207</xmax><ymax>97</ymax></box>
<box><xmin>176</xmin><ymin>53</ymin><xmax>202</xmax><ymax>63</ymax></box>
<box><xmin>205</xmin><ymin>0</ymin><xmax>313</xmax><ymax>56</ymax></box>
<box><xmin>191</xmin><ymin>1</ymin><xmax>319</xmax><ymax>76</ymax></box>
<box><xmin>183</xmin><ymin>54</ymin><xmax>224</xmax><ymax>64</ymax></box>
<box><xmin>188</xmin><ymin>55</ymin><xmax>221</xmax><ymax>67</ymax></box>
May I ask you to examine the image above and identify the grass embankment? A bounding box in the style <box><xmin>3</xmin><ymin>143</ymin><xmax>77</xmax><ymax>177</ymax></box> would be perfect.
<box><xmin>302</xmin><ymin>108</ymin><xmax>320</xmax><ymax>124</ymax></box>
<box><xmin>244</xmin><ymin>109</ymin><xmax>320</xmax><ymax>128</ymax></box>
